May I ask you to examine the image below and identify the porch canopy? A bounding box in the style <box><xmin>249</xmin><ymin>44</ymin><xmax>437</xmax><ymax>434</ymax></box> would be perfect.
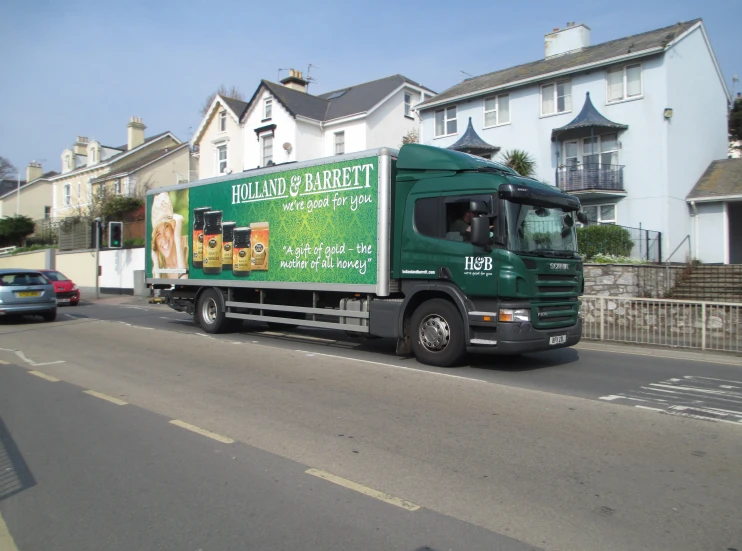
<box><xmin>447</xmin><ymin>117</ymin><xmax>500</xmax><ymax>157</ymax></box>
<box><xmin>551</xmin><ymin>92</ymin><xmax>628</xmax><ymax>142</ymax></box>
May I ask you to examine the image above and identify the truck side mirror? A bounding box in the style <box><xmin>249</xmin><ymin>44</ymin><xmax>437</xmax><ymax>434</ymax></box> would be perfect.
<box><xmin>469</xmin><ymin>200</ymin><xmax>487</xmax><ymax>214</ymax></box>
<box><xmin>577</xmin><ymin>212</ymin><xmax>588</xmax><ymax>225</ymax></box>
<box><xmin>471</xmin><ymin>216</ymin><xmax>490</xmax><ymax>248</ymax></box>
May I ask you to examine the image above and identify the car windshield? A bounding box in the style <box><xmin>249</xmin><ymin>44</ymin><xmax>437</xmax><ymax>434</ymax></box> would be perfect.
<box><xmin>504</xmin><ymin>201</ymin><xmax>579</xmax><ymax>258</ymax></box>
<box><xmin>43</xmin><ymin>271</ymin><xmax>69</xmax><ymax>282</ymax></box>
<box><xmin>0</xmin><ymin>273</ymin><xmax>48</xmax><ymax>286</ymax></box>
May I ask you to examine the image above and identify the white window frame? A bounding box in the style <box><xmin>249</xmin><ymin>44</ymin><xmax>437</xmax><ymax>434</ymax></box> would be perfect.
<box><xmin>483</xmin><ymin>94</ymin><xmax>510</xmax><ymax>127</ymax></box>
<box><xmin>113</xmin><ymin>179</ymin><xmax>121</xmax><ymax>195</ymax></box>
<box><xmin>581</xmin><ymin>203</ymin><xmax>617</xmax><ymax>225</ymax></box>
<box><xmin>77</xmin><ymin>182</ymin><xmax>81</xmax><ymax>200</ymax></box>
<box><xmin>606</xmin><ymin>63</ymin><xmax>643</xmax><ymax>104</ymax></box>
<box><xmin>334</xmin><ymin>131</ymin><xmax>345</xmax><ymax>155</ymax></box>
<box><xmin>434</xmin><ymin>106</ymin><xmax>457</xmax><ymax>137</ymax></box>
<box><xmin>87</xmin><ymin>179</ymin><xmax>92</xmax><ymax>204</ymax></box>
<box><xmin>262</xmin><ymin>135</ymin><xmax>273</xmax><ymax>166</ymax></box>
<box><xmin>63</xmin><ymin>183</ymin><xmax>71</xmax><ymax>206</ymax></box>
<box><xmin>216</xmin><ymin>144</ymin><xmax>228</xmax><ymax>174</ymax></box>
<box><xmin>264</xmin><ymin>97</ymin><xmax>272</xmax><ymax>120</ymax></box>
<box><xmin>218</xmin><ymin>110</ymin><xmax>227</xmax><ymax>132</ymax></box>
<box><xmin>540</xmin><ymin>80</ymin><xmax>572</xmax><ymax>116</ymax></box>
<box><xmin>404</xmin><ymin>92</ymin><xmax>412</xmax><ymax>117</ymax></box>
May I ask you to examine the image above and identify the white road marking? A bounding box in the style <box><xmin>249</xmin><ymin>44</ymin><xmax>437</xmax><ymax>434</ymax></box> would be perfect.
<box><xmin>169</xmin><ymin>420</ymin><xmax>234</xmax><ymax>443</ymax></box>
<box><xmin>83</xmin><ymin>390</ymin><xmax>128</xmax><ymax>406</ymax></box>
<box><xmin>295</xmin><ymin>349</ymin><xmax>487</xmax><ymax>384</ymax></box>
<box><xmin>0</xmin><ymin>512</ymin><xmax>19</xmax><ymax>551</ymax></box>
<box><xmin>602</xmin><ymin>376</ymin><xmax>742</xmax><ymax>425</ymax></box>
<box><xmin>64</xmin><ymin>313</ymin><xmax>86</xmax><ymax>319</ymax></box>
<box><xmin>123</xmin><ymin>306</ymin><xmax>148</xmax><ymax>310</ymax></box>
<box><xmin>0</xmin><ymin>348</ymin><xmax>66</xmax><ymax>368</ymax></box>
<box><xmin>28</xmin><ymin>371</ymin><xmax>60</xmax><ymax>382</ymax></box>
<box><xmin>306</xmin><ymin>468</ymin><xmax>420</xmax><ymax>511</ymax></box>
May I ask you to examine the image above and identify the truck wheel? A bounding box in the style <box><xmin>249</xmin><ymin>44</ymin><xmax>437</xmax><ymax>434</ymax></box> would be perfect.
<box><xmin>410</xmin><ymin>299</ymin><xmax>465</xmax><ymax>367</ymax></box>
<box><xmin>196</xmin><ymin>289</ymin><xmax>231</xmax><ymax>334</ymax></box>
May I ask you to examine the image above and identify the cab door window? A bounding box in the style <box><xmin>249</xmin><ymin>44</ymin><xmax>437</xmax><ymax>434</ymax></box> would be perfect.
<box><xmin>444</xmin><ymin>195</ymin><xmax>492</xmax><ymax>242</ymax></box>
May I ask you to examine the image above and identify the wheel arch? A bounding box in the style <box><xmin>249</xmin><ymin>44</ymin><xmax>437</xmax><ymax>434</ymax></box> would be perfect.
<box><xmin>398</xmin><ymin>282</ymin><xmax>471</xmax><ymax>343</ymax></box>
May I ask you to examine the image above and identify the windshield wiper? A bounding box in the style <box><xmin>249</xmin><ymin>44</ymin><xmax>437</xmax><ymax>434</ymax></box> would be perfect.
<box><xmin>519</xmin><ymin>249</ymin><xmax>579</xmax><ymax>259</ymax></box>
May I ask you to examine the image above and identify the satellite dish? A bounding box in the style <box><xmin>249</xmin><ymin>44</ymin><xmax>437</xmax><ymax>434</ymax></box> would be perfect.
<box><xmin>283</xmin><ymin>142</ymin><xmax>292</xmax><ymax>153</ymax></box>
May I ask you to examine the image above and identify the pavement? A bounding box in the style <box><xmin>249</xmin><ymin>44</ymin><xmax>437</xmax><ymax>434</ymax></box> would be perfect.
<box><xmin>0</xmin><ymin>299</ymin><xmax>740</xmax><ymax>551</ymax></box>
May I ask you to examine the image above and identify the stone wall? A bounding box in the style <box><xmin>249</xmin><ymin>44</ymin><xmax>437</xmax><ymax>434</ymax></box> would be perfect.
<box><xmin>584</xmin><ymin>264</ymin><xmax>686</xmax><ymax>298</ymax></box>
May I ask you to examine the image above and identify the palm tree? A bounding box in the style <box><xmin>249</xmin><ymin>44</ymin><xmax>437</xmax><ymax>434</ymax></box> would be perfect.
<box><xmin>500</xmin><ymin>149</ymin><xmax>536</xmax><ymax>177</ymax></box>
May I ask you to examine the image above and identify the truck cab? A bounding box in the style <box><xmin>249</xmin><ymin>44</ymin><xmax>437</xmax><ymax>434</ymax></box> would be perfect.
<box><xmin>384</xmin><ymin>145</ymin><xmax>583</xmax><ymax>365</ymax></box>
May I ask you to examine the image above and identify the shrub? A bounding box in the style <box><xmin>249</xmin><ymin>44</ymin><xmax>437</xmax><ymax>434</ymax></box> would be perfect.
<box><xmin>577</xmin><ymin>224</ymin><xmax>634</xmax><ymax>260</ymax></box>
<box><xmin>102</xmin><ymin>196</ymin><xmax>144</xmax><ymax>221</ymax></box>
<box><xmin>0</xmin><ymin>215</ymin><xmax>35</xmax><ymax>247</ymax></box>
<box><xmin>124</xmin><ymin>237</ymin><xmax>145</xmax><ymax>248</ymax></box>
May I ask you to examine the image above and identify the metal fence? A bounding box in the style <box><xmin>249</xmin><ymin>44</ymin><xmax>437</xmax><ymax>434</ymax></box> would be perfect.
<box><xmin>581</xmin><ymin>296</ymin><xmax>742</xmax><ymax>353</ymax></box>
<box><xmin>580</xmin><ymin>222</ymin><xmax>662</xmax><ymax>263</ymax></box>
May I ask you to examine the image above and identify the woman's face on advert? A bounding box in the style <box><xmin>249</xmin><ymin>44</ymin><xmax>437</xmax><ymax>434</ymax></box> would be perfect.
<box><xmin>156</xmin><ymin>223</ymin><xmax>174</xmax><ymax>255</ymax></box>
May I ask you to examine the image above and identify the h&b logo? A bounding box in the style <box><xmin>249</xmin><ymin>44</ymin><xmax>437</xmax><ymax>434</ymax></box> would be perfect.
<box><xmin>465</xmin><ymin>256</ymin><xmax>493</xmax><ymax>271</ymax></box>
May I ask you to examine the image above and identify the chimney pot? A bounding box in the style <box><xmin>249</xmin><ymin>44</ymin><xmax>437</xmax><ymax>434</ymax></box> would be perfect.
<box><xmin>280</xmin><ymin>68</ymin><xmax>309</xmax><ymax>93</ymax></box>
<box><xmin>26</xmin><ymin>161</ymin><xmax>43</xmax><ymax>182</ymax></box>
<box><xmin>127</xmin><ymin>116</ymin><xmax>147</xmax><ymax>150</ymax></box>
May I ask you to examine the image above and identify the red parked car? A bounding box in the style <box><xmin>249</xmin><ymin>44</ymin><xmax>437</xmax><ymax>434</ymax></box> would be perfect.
<box><xmin>39</xmin><ymin>270</ymin><xmax>81</xmax><ymax>306</ymax></box>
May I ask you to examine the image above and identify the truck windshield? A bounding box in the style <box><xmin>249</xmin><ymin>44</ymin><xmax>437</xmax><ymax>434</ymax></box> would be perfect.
<box><xmin>504</xmin><ymin>201</ymin><xmax>579</xmax><ymax>258</ymax></box>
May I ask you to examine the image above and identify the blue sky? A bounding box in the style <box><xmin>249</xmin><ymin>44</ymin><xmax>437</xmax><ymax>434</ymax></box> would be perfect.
<box><xmin>1</xmin><ymin>0</ymin><xmax>739</xmax><ymax>177</ymax></box>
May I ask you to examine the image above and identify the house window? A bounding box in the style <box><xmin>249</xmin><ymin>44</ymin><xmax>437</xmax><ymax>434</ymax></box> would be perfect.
<box><xmin>113</xmin><ymin>179</ymin><xmax>121</xmax><ymax>195</ymax></box>
<box><xmin>63</xmin><ymin>184</ymin><xmax>71</xmax><ymax>206</ymax></box>
<box><xmin>607</xmin><ymin>64</ymin><xmax>642</xmax><ymax>103</ymax></box>
<box><xmin>262</xmin><ymin>135</ymin><xmax>273</xmax><ymax>166</ymax></box>
<box><xmin>541</xmin><ymin>80</ymin><xmax>571</xmax><ymax>115</ymax></box>
<box><xmin>264</xmin><ymin>98</ymin><xmax>272</xmax><ymax>120</ymax></box>
<box><xmin>582</xmin><ymin>204</ymin><xmax>616</xmax><ymax>225</ymax></box>
<box><xmin>581</xmin><ymin>133</ymin><xmax>618</xmax><ymax>167</ymax></box>
<box><xmin>334</xmin><ymin>131</ymin><xmax>345</xmax><ymax>155</ymax></box>
<box><xmin>87</xmin><ymin>180</ymin><xmax>92</xmax><ymax>202</ymax></box>
<box><xmin>434</xmin><ymin>106</ymin><xmax>457</xmax><ymax>137</ymax></box>
<box><xmin>219</xmin><ymin>111</ymin><xmax>227</xmax><ymax>132</ymax></box>
<box><xmin>404</xmin><ymin>93</ymin><xmax>412</xmax><ymax>117</ymax></box>
<box><xmin>77</xmin><ymin>182</ymin><xmax>81</xmax><ymax>200</ymax></box>
<box><xmin>66</xmin><ymin>156</ymin><xmax>73</xmax><ymax>170</ymax></box>
<box><xmin>217</xmin><ymin>144</ymin><xmax>228</xmax><ymax>173</ymax></box>
<box><xmin>44</xmin><ymin>206</ymin><xmax>51</xmax><ymax>218</ymax></box>
<box><xmin>484</xmin><ymin>94</ymin><xmax>510</xmax><ymax>127</ymax></box>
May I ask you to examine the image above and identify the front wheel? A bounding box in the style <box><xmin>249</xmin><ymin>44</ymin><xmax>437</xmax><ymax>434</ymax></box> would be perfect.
<box><xmin>410</xmin><ymin>299</ymin><xmax>465</xmax><ymax>367</ymax></box>
<box><xmin>196</xmin><ymin>288</ymin><xmax>232</xmax><ymax>334</ymax></box>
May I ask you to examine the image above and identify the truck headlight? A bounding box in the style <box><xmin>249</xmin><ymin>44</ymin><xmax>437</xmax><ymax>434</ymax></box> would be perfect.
<box><xmin>499</xmin><ymin>308</ymin><xmax>530</xmax><ymax>322</ymax></box>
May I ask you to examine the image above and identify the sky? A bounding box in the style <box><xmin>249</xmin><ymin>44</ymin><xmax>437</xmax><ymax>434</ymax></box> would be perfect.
<box><xmin>0</xmin><ymin>0</ymin><xmax>739</xmax><ymax>178</ymax></box>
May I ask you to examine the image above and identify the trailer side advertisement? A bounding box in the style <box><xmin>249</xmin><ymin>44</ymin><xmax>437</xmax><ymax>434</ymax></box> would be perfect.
<box><xmin>147</xmin><ymin>156</ymin><xmax>379</xmax><ymax>285</ymax></box>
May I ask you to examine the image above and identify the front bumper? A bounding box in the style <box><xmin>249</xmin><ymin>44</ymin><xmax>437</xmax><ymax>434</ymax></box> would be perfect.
<box><xmin>56</xmin><ymin>291</ymin><xmax>80</xmax><ymax>304</ymax></box>
<box><xmin>467</xmin><ymin>319</ymin><xmax>582</xmax><ymax>355</ymax></box>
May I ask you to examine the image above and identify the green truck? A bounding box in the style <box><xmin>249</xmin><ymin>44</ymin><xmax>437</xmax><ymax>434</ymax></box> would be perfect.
<box><xmin>146</xmin><ymin>144</ymin><xmax>584</xmax><ymax>367</ymax></box>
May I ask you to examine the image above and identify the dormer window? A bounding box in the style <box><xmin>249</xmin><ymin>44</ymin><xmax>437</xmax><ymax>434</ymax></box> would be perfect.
<box><xmin>66</xmin><ymin>155</ymin><xmax>73</xmax><ymax>170</ymax></box>
<box><xmin>219</xmin><ymin>111</ymin><xmax>227</xmax><ymax>132</ymax></box>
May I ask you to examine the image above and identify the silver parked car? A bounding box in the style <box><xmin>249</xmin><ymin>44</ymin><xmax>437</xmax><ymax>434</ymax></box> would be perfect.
<box><xmin>0</xmin><ymin>269</ymin><xmax>57</xmax><ymax>322</ymax></box>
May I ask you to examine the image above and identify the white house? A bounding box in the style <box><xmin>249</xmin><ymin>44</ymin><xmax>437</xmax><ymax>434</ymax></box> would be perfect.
<box><xmin>192</xmin><ymin>70</ymin><xmax>435</xmax><ymax>179</ymax></box>
<box><xmin>416</xmin><ymin>19</ymin><xmax>732</xmax><ymax>263</ymax></box>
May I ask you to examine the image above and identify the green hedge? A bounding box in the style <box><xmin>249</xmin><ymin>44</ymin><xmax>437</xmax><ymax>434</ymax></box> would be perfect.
<box><xmin>577</xmin><ymin>224</ymin><xmax>634</xmax><ymax>260</ymax></box>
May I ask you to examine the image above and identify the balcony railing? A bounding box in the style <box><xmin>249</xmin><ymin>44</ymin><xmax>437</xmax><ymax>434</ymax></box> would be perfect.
<box><xmin>556</xmin><ymin>164</ymin><xmax>625</xmax><ymax>193</ymax></box>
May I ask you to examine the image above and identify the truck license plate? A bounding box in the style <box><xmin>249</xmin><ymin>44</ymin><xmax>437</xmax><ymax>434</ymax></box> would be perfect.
<box><xmin>549</xmin><ymin>335</ymin><xmax>567</xmax><ymax>345</ymax></box>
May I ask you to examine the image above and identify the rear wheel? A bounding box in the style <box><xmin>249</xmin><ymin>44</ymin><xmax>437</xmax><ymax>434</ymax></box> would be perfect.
<box><xmin>42</xmin><ymin>309</ymin><xmax>57</xmax><ymax>322</ymax></box>
<box><xmin>196</xmin><ymin>288</ymin><xmax>231</xmax><ymax>334</ymax></box>
<box><xmin>410</xmin><ymin>299</ymin><xmax>465</xmax><ymax>367</ymax></box>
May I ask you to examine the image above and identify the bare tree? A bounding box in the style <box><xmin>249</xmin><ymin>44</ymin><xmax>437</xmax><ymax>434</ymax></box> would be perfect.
<box><xmin>401</xmin><ymin>128</ymin><xmax>419</xmax><ymax>147</ymax></box>
<box><xmin>0</xmin><ymin>156</ymin><xmax>16</xmax><ymax>180</ymax></box>
<box><xmin>201</xmin><ymin>85</ymin><xmax>245</xmax><ymax>116</ymax></box>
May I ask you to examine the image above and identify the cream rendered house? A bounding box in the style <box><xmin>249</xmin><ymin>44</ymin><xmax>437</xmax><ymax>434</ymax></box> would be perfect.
<box><xmin>52</xmin><ymin>117</ymin><xmax>191</xmax><ymax>218</ymax></box>
<box><xmin>0</xmin><ymin>162</ymin><xmax>57</xmax><ymax>220</ymax></box>
<box><xmin>192</xmin><ymin>70</ymin><xmax>435</xmax><ymax>179</ymax></box>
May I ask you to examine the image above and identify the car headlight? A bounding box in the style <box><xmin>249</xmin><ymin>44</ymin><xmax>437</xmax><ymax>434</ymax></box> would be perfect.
<box><xmin>499</xmin><ymin>308</ymin><xmax>530</xmax><ymax>322</ymax></box>
<box><xmin>72</xmin><ymin>285</ymin><xmax>79</xmax><ymax>291</ymax></box>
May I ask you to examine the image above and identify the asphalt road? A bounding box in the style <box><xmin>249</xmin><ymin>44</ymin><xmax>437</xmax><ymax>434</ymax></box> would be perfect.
<box><xmin>0</xmin><ymin>298</ymin><xmax>741</xmax><ymax>551</ymax></box>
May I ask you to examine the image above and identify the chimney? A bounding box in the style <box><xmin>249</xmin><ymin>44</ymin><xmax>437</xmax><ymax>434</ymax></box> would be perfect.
<box><xmin>73</xmin><ymin>136</ymin><xmax>89</xmax><ymax>156</ymax></box>
<box><xmin>127</xmin><ymin>116</ymin><xmax>146</xmax><ymax>150</ymax></box>
<box><xmin>26</xmin><ymin>161</ymin><xmax>43</xmax><ymax>183</ymax></box>
<box><xmin>280</xmin><ymin>69</ymin><xmax>308</xmax><ymax>92</ymax></box>
<box><xmin>545</xmin><ymin>22</ymin><xmax>591</xmax><ymax>58</ymax></box>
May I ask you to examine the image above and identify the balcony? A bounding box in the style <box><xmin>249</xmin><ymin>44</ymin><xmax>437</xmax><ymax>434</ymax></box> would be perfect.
<box><xmin>556</xmin><ymin>164</ymin><xmax>625</xmax><ymax>198</ymax></box>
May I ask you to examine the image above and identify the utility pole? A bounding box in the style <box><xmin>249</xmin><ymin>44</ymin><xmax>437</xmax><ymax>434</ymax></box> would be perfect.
<box><xmin>94</xmin><ymin>217</ymin><xmax>101</xmax><ymax>300</ymax></box>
